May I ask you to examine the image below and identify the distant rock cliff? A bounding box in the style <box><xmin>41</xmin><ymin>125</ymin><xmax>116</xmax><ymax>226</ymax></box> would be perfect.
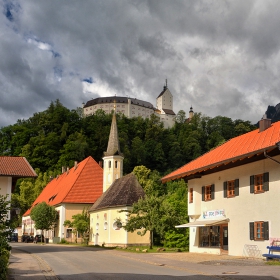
<box><xmin>265</xmin><ymin>103</ymin><xmax>280</xmax><ymax>123</ymax></box>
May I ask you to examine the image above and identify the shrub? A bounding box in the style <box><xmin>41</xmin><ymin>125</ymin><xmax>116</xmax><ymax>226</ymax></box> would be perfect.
<box><xmin>60</xmin><ymin>238</ymin><xmax>69</xmax><ymax>244</ymax></box>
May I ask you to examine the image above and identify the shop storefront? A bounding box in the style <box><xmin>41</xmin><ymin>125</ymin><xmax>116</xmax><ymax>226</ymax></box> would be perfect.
<box><xmin>176</xmin><ymin>210</ymin><xmax>229</xmax><ymax>253</ymax></box>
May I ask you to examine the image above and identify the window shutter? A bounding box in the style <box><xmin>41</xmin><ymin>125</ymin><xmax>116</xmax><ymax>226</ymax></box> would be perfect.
<box><xmin>235</xmin><ymin>179</ymin><xmax>239</xmax><ymax>196</ymax></box>
<box><xmin>211</xmin><ymin>184</ymin><xmax>215</xmax><ymax>200</ymax></box>
<box><xmin>223</xmin><ymin>182</ymin><xmax>227</xmax><ymax>198</ymax></box>
<box><xmin>263</xmin><ymin>172</ymin><xmax>269</xmax><ymax>192</ymax></box>
<box><xmin>264</xmin><ymin>221</ymin><xmax>269</xmax><ymax>240</ymax></box>
<box><xmin>250</xmin><ymin>175</ymin><xmax>255</xmax><ymax>193</ymax></box>
<box><xmin>202</xmin><ymin>186</ymin><xmax>205</xmax><ymax>201</ymax></box>
<box><xmin>249</xmin><ymin>222</ymin><xmax>254</xmax><ymax>240</ymax></box>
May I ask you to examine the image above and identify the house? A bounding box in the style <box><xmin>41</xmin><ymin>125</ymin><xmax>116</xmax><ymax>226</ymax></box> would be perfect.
<box><xmin>0</xmin><ymin>156</ymin><xmax>37</xmax><ymax>219</ymax></box>
<box><xmin>23</xmin><ymin>156</ymin><xmax>103</xmax><ymax>241</ymax></box>
<box><xmin>88</xmin><ymin>108</ymin><xmax>149</xmax><ymax>246</ymax></box>
<box><xmin>162</xmin><ymin>118</ymin><xmax>280</xmax><ymax>257</ymax></box>
<box><xmin>83</xmin><ymin>81</ymin><xmax>177</xmax><ymax>128</ymax></box>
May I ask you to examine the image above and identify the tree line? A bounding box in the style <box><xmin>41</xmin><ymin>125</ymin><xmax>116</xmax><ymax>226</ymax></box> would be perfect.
<box><xmin>0</xmin><ymin>99</ymin><xmax>256</xmax><ymax>175</ymax></box>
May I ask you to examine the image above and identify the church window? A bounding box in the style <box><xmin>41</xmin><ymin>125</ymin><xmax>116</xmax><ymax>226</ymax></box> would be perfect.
<box><xmin>104</xmin><ymin>222</ymin><xmax>108</xmax><ymax>230</ymax></box>
<box><xmin>96</xmin><ymin>223</ymin><xmax>99</xmax><ymax>230</ymax></box>
<box><xmin>109</xmin><ymin>161</ymin><xmax>111</xmax><ymax>168</ymax></box>
<box><xmin>115</xmin><ymin>161</ymin><xmax>118</xmax><ymax>168</ymax></box>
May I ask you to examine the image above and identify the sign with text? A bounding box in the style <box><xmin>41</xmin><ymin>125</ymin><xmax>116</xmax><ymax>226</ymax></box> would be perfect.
<box><xmin>203</xmin><ymin>209</ymin><xmax>225</xmax><ymax>219</ymax></box>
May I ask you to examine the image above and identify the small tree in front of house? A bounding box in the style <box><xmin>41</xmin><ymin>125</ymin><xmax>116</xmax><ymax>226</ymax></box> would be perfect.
<box><xmin>64</xmin><ymin>208</ymin><xmax>90</xmax><ymax>245</ymax></box>
<box><xmin>30</xmin><ymin>202</ymin><xmax>57</xmax><ymax>241</ymax></box>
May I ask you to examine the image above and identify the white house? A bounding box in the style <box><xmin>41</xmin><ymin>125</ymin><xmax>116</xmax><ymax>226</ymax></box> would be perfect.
<box><xmin>162</xmin><ymin>118</ymin><xmax>280</xmax><ymax>257</ymax></box>
<box><xmin>0</xmin><ymin>156</ymin><xmax>37</xmax><ymax>219</ymax></box>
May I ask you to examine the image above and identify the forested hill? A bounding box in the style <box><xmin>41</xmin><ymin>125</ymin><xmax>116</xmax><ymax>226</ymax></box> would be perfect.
<box><xmin>265</xmin><ymin>103</ymin><xmax>280</xmax><ymax>123</ymax></box>
<box><xmin>0</xmin><ymin>100</ymin><xmax>256</xmax><ymax>176</ymax></box>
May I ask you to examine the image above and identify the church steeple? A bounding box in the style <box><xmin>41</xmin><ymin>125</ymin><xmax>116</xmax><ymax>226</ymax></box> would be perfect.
<box><xmin>104</xmin><ymin>111</ymin><xmax>122</xmax><ymax>157</ymax></box>
<box><xmin>102</xmin><ymin>109</ymin><xmax>124</xmax><ymax>192</ymax></box>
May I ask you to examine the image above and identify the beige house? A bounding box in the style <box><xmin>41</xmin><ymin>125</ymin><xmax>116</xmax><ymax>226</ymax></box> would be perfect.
<box><xmin>162</xmin><ymin>118</ymin><xmax>280</xmax><ymax>257</ymax></box>
<box><xmin>89</xmin><ymin>109</ymin><xmax>149</xmax><ymax>247</ymax></box>
<box><xmin>23</xmin><ymin>156</ymin><xmax>103</xmax><ymax>241</ymax></box>
<box><xmin>83</xmin><ymin>82</ymin><xmax>177</xmax><ymax>128</ymax></box>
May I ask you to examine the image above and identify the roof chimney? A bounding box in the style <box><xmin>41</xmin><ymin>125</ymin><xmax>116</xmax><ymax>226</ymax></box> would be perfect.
<box><xmin>62</xmin><ymin>166</ymin><xmax>66</xmax><ymax>173</ymax></box>
<box><xmin>74</xmin><ymin>161</ymin><xmax>78</xmax><ymax>170</ymax></box>
<box><xmin>259</xmin><ymin>114</ymin><xmax>271</xmax><ymax>132</ymax></box>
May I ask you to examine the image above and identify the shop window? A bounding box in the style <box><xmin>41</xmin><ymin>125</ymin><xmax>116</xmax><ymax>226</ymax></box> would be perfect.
<box><xmin>250</xmin><ymin>172</ymin><xmax>269</xmax><ymax>194</ymax></box>
<box><xmin>202</xmin><ymin>184</ymin><xmax>215</xmax><ymax>201</ymax></box>
<box><xmin>249</xmin><ymin>221</ymin><xmax>269</xmax><ymax>241</ymax></box>
<box><xmin>199</xmin><ymin>226</ymin><xmax>220</xmax><ymax>247</ymax></box>
<box><xmin>223</xmin><ymin>179</ymin><xmax>239</xmax><ymax>198</ymax></box>
<box><xmin>189</xmin><ymin>188</ymin><xmax>193</xmax><ymax>203</ymax></box>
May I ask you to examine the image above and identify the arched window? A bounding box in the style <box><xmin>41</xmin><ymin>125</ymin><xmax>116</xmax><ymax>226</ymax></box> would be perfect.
<box><xmin>115</xmin><ymin>161</ymin><xmax>118</xmax><ymax>168</ymax></box>
<box><xmin>109</xmin><ymin>161</ymin><xmax>111</xmax><ymax>168</ymax></box>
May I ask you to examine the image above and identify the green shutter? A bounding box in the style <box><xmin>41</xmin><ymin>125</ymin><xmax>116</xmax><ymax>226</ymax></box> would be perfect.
<box><xmin>202</xmin><ymin>186</ymin><xmax>205</xmax><ymax>201</ymax></box>
<box><xmin>264</xmin><ymin>222</ymin><xmax>269</xmax><ymax>240</ymax></box>
<box><xmin>250</xmin><ymin>175</ymin><xmax>255</xmax><ymax>193</ymax></box>
<box><xmin>263</xmin><ymin>172</ymin><xmax>269</xmax><ymax>192</ymax></box>
<box><xmin>235</xmin><ymin>179</ymin><xmax>239</xmax><ymax>196</ymax></box>
<box><xmin>223</xmin><ymin>182</ymin><xmax>227</xmax><ymax>198</ymax></box>
<box><xmin>249</xmin><ymin>222</ymin><xmax>254</xmax><ymax>240</ymax></box>
<box><xmin>211</xmin><ymin>184</ymin><xmax>215</xmax><ymax>200</ymax></box>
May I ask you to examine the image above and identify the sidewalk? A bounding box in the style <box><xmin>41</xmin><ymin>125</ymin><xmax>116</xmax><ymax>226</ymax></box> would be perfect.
<box><xmin>8</xmin><ymin>248</ymin><xmax>58</xmax><ymax>280</ymax></box>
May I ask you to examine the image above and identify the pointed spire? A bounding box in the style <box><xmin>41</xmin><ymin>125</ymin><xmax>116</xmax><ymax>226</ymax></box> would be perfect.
<box><xmin>104</xmin><ymin>111</ymin><xmax>122</xmax><ymax>157</ymax></box>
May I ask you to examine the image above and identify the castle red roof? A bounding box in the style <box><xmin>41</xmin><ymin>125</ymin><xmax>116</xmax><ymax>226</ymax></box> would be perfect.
<box><xmin>24</xmin><ymin>156</ymin><xmax>103</xmax><ymax>216</ymax></box>
<box><xmin>0</xmin><ymin>156</ymin><xmax>37</xmax><ymax>178</ymax></box>
<box><xmin>162</xmin><ymin>120</ymin><xmax>280</xmax><ymax>183</ymax></box>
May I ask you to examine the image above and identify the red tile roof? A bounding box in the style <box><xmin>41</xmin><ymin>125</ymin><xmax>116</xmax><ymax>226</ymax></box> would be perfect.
<box><xmin>24</xmin><ymin>156</ymin><xmax>103</xmax><ymax>216</ymax></box>
<box><xmin>0</xmin><ymin>156</ymin><xmax>37</xmax><ymax>178</ymax></box>
<box><xmin>162</xmin><ymin>120</ymin><xmax>280</xmax><ymax>183</ymax></box>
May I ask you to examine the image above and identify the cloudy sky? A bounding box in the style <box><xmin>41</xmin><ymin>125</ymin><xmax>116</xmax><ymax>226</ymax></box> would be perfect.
<box><xmin>1</xmin><ymin>0</ymin><xmax>280</xmax><ymax>128</ymax></box>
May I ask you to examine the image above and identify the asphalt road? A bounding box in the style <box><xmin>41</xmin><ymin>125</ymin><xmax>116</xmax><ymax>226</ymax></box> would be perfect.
<box><xmin>10</xmin><ymin>243</ymin><xmax>280</xmax><ymax>280</ymax></box>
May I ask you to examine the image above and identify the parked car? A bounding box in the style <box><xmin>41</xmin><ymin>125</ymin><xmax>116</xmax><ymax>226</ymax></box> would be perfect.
<box><xmin>21</xmin><ymin>235</ymin><xmax>34</xmax><ymax>243</ymax></box>
<box><xmin>7</xmin><ymin>233</ymin><xmax>18</xmax><ymax>242</ymax></box>
<box><xmin>34</xmin><ymin>234</ymin><xmax>44</xmax><ymax>243</ymax></box>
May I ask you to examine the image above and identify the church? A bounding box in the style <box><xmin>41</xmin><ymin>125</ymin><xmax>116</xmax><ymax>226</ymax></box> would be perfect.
<box><xmin>88</xmin><ymin>107</ymin><xmax>149</xmax><ymax>246</ymax></box>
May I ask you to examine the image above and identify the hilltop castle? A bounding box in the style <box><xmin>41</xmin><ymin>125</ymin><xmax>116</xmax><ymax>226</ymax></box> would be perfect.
<box><xmin>83</xmin><ymin>81</ymin><xmax>178</xmax><ymax>128</ymax></box>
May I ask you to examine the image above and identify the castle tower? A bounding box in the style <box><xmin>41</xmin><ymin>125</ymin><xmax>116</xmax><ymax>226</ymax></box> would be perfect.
<box><xmin>189</xmin><ymin>106</ymin><xmax>194</xmax><ymax>120</ymax></box>
<box><xmin>102</xmin><ymin>107</ymin><xmax>123</xmax><ymax>192</ymax></box>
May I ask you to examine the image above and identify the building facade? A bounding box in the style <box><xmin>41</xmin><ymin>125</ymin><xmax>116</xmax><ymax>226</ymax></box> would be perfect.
<box><xmin>83</xmin><ymin>82</ymin><xmax>177</xmax><ymax>128</ymax></box>
<box><xmin>89</xmin><ymin>109</ymin><xmax>149</xmax><ymax>247</ymax></box>
<box><xmin>162</xmin><ymin>119</ymin><xmax>280</xmax><ymax>257</ymax></box>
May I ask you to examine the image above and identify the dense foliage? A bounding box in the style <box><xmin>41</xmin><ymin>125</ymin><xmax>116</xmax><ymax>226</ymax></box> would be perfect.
<box><xmin>0</xmin><ymin>100</ymin><xmax>256</xmax><ymax>176</ymax></box>
<box><xmin>0</xmin><ymin>194</ymin><xmax>15</xmax><ymax>279</ymax></box>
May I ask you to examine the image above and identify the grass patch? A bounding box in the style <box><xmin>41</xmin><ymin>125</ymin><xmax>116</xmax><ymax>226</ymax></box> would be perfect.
<box><xmin>115</xmin><ymin>245</ymin><xmax>188</xmax><ymax>253</ymax></box>
<box><xmin>265</xmin><ymin>260</ymin><xmax>280</xmax><ymax>265</ymax></box>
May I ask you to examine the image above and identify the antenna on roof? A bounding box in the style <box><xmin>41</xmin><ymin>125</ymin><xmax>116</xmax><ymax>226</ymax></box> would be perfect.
<box><xmin>166</xmin><ymin>79</ymin><xmax>168</xmax><ymax>88</ymax></box>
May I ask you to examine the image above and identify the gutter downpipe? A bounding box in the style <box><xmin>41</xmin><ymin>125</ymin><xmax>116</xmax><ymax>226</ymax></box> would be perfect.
<box><xmin>264</xmin><ymin>150</ymin><xmax>280</xmax><ymax>165</ymax></box>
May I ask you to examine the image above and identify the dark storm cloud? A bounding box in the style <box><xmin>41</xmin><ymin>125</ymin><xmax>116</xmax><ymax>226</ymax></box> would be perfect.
<box><xmin>0</xmin><ymin>0</ymin><xmax>280</xmax><ymax>128</ymax></box>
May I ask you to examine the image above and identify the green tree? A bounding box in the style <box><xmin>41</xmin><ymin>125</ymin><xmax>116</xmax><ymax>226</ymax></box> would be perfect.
<box><xmin>0</xmin><ymin>193</ymin><xmax>14</xmax><ymax>279</ymax></box>
<box><xmin>30</xmin><ymin>202</ymin><xmax>57</xmax><ymax>238</ymax></box>
<box><xmin>64</xmin><ymin>209</ymin><xmax>90</xmax><ymax>244</ymax></box>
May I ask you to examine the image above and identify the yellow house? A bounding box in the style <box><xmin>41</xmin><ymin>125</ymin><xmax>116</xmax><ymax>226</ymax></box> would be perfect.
<box><xmin>89</xmin><ymin>109</ymin><xmax>149</xmax><ymax>247</ymax></box>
